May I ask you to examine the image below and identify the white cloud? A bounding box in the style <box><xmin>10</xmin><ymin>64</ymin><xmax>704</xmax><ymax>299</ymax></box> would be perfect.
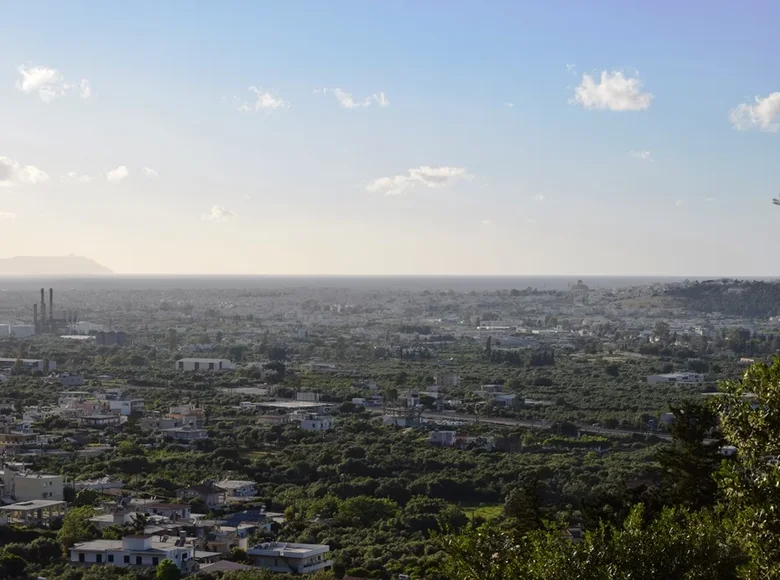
<box><xmin>0</xmin><ymin>211</ymin><xmax>17</xmax><ymax>223</ymax></box>
<box><xmin>565</xmin><ymin>64</ymin><xmax>577</xmax><ymax>75</ymax></box>
<box><xmin>106</xmin><ymin>166</ymin><xmax>129</xmax><ymax>183</ymax></box>
<box><xmin>320</xmin><ymin>88</ymin><xmax>390</xmax><ymax>109</ymax></box>
<box><xmin>480</xmin><ymin>219</ymin><xmax>494</xmax><ymax>225</ymax></box>
<box><xmin>533</xmin><ymin>194</ymin><xmax>545</xmax><ymax>201</ymax></box>
<box><xmin>571</xmin><ymin>70</ymin><xmax>653</xmax><ymax>111</ymax></box>
<box><xmin>238</xmin><ymin>87</ymin><xmax>288</xmax><ymax>112</ymax></box>
<box><xmin>630</xmin><ymin>150</ymin><xmax>653</xmax><ymax>161</ymax></box>
<box><xmin>202</xmin><ymin>205</ymin><xmax>235</xmax><ymax>222</ymax></box>
<box><xmin>0</xmin><ymin>157</ymin><xmax>50</xmax><ymax>187</ymax></box>
<box><xmin>79</xmin><ymin>79</ymin><xmax>91</xmax><ymax>99</ymax></box>
<box><xmin>504</xmin><ymin>102</ymin><xmax>514</xmax><ymax>108</ymax></box>
<box><xmin>527</xmin><ymin>218</ymin><xmax>537</xmax><ymax>224</ymax></box>
<box><xmin>367</xmin><ymin>166</ymin><xmax>470</xmax><ymax>196</ymax></box>
<box><xmin>729</xmin><ymin>92</ymin><xmax>780</xmax><ymax>132</ymax></box>
<box><xmin>15</xmin><ymin>64</ymin><xmax>91</xmax><ymax>103</ymax></box>
<box><xmin>675</xmin><ymin>199</ymin><xmax>683</xmax><ymax>207</ymax></box>
<box><xmin>62</xmin><ymin>171</ymin><xmax>93</xmax><ymax>183</ymax></box>
<box><xmin>142</xmin><ymin>167</ymin><xmax>159</xmax><ymax>178</ymax></box>
<box><xmin>705</xmin><ymin>197</ymin><xmax>716</xmax><ymax>203</ymax></box>
<box><xmin>243</xmin><ymin>194</ymin><xmax>252</xmax><ymax>201</ymax></box>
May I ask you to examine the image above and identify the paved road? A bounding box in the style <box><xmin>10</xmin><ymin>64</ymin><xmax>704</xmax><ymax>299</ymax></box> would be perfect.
<box><xmin>416</xmin><ymin>411</ymin><xmax>672</xmax><ymax>441</ymax></box>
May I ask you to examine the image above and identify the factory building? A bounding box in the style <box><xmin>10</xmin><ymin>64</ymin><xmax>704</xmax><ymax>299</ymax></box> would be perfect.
<box><xmin>31</xmin><ymin>288</ymin><xmax>79</xmax><ymax>335</ymax></box>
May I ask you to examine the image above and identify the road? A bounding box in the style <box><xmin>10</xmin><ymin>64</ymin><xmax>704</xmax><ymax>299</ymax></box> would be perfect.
<box><xmin>415</xmin><ymin>411</ymin><xmax>672</xmax><ymax>441</ymax></box>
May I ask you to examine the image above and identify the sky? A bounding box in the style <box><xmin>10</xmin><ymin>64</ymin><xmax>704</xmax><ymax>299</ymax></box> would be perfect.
<box><xmin>1</xmin><ymin>0</ymin><xmax>780</xmax><ymax>276</ymax></box>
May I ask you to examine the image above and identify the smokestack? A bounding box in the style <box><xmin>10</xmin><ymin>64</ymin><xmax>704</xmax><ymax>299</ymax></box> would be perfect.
<box><xmin>40</xmin><ymin>289</ymin><xmax>46</xmax><ymax>331</ymax></box>
<box><xmin>33</xmin><ymin>304</ymin><xmax>38</xmax><ymax>334</ymax></box>
<box><xmin>49</xmin><ymin>288</ymin><xmax>54</xmax><ymax>322</ymax></box>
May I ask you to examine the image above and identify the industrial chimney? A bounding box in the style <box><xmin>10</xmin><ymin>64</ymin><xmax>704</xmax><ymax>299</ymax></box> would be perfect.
<box><xmin>49</xmin><ymin>288</ymin><xmax>54</xmax><ymax>323</ymax></box>
<box><xmin>39</xmin><ymin>289</ymin><xmax>46</xmax><ymax>332</ymax></box>
<box><xmin>33</xmin><ymin>304</ymin><xmax>38</xmax><ymax>334</ymax></box>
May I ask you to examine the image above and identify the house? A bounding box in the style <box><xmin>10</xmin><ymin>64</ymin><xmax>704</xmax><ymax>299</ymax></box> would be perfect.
<box><xmin>175</xmin><ymin>358</ymin><xmax>235</xmax><ymax>372</ymax></box>
<box><xmin>74</xmin><ymin>477</ymin><xmax>124</xmax><ymax>492</ymax></box>
<box><xmin>247</xmin><ymin>542</ymin><xmax>333</xmax><ymax>574</ymax></box>
<box><xmin>216</xmin><ymin>480</ymin><xmax>257</xmax><ymax>498</ymax></box>
<box><xmin>428</xmin><ymin>431</ymin><xmax>457</xmax><ymax>446</ymax></box>
<box><xmin>80</xmin><ymin>414</ymin><xmax>122</xmax><ymax>428</ymax></box>
<box><xmin>69</xmin><ymin>535</ymin><xmax>194</xmax><ymax>571</ymax></box>
<box><xmin>0</xmin><ymin>499</ymin><xmax>66</xmax><ymax>526</ymax></box>
<box><xmin>167</xmin><ymin>405</ymin><xmax>206</xmax><ymax>427</ymax></box>
<box><xmin>0</xmin><ymin>358</ymin><xmax>55</xmax><ymax>372</ymax></box>
<box><xmin>177</xmin><ymin>483</ymin><xmax>226</xmax><ymax>508</ymax></box>
<box><xmin>494</xmin><ymin>394</ymin><xmax>521</xmax><ymax>408</ymax></box>
<box><xmin>0</xmin><ymin>469</ymin><xmax>63</xmax><ymax>501</ymax></box>
<box><xmin>382</xmin><ymin>413</ymin><xmax>418</xmax><ymax>428</ymax></box>
<box><xmin>291</xmin><ymin>413</ymin><xmax>333</xmax><ymax>431</ymax></box>
<box><xmin>57</xmin><ymin>373</ymin><xmax>85</xmax><ymax>388</ymax></box>
<box><xmin>109</xmin><ymin>399</ymin><xmax>145</xmax><ymax>416</ymax></box>
<box><xmin>198</xmin><ymin>560</ymin><xmax>254</xmax><ymax>574</ymax></box>
<box><xmin>89</xmin><ymin>509</ymin><xmax>138</xmax><ymax>530</ymax></box>
<box><xmin>0</xmin><ymin>428</ymin><xmax>39</xmax><ymax>453</ymax></box>
<box><xmin>201</xmin><ymin>525</ymin><xmax>251</xmax><ymax>554</ymax></box>
<box><xmin>160</xmin><ymin>426</ymin><xmax>209</xmax><ymax>442</ymax></box>
<box><xmin>646</xmin><ymin>373</ymin><xmax>704</xmax><ymax>385</ymax></box>
<box><xmin>141</xmin><ymin>503</ymin><xmax>191</xmax><ymax>522</ymax></box>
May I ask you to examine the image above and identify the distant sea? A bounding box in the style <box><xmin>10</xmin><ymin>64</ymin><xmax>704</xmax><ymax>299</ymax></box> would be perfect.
<box><xmin>0</xmin><ymin>275</ymin><xmax>773</xmax><ymax>292</ymax></box>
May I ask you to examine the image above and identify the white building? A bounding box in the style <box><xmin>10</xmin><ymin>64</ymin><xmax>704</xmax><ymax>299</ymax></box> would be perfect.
<box><xmin>217</xmin><ymin>480</ymin><xmax>257</xmax><ymax>497</ymax></box>
<box><xmin>292</xmin><ymin>413</ymin><xmax>333</xmax><ymax>431</ymax></box>
<box><xmin>9</xmin><ymin>325</ymin><xmax>35</xmax><ymax>338</ymax></box>
<box><xmin>0</xmin><ymin>358</ymin><xmax>56</xmax><ymax>372</ymax></box>
<box><xmin>0</xmin><ymin>469</ymin><xmax>63</xmax><ymax>501</ymax></box>
<box><xmin>428</xmin><ymin>431</ymin><xmax>457</xmax><ymax>446</ymax></box>
<box><xmin>175</xmin><ymin>358</ymin><xmax>234</xmax><ymax>372</ymax></box>
<box><xmin>247</xmin><ymin>542</ymin><xmax>333</xmax><ymax>574</ymax></box>
<box><xmin>109</xmin><ymin>399</ymin><xmax>145</xmax><ymax>416</ymax></box>
<box><xmin>160</xmin><ymin>426</ymin><xmax>209</xmax><ymax>441</ymax></box>
<box><xmin>69</xmin><ymin>535</ymin><xmax>194</xmax><ymax>570</ymax></box>
<box><xmin>646</xmin><ymin>373</ymin><xmax>704</xmax><ymax>385</ymax></box>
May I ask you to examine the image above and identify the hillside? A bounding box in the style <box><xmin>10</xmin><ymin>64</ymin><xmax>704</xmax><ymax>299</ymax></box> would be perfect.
<box><xmin>664</xmin><ymin>279</ymin><xmax>780</xmax><ymax>318</ymax></box>
<box><xmin>0</xmin><ymin>256</ymin><xmax>113</xmax><ymax>275</ymax></box>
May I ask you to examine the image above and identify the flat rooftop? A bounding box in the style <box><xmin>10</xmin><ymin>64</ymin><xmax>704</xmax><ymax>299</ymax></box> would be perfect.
<box><xmin>254</xmin><ymin>401</ymin><xmax>332</xmax><ymax>410</ymax></box>
<box><xmin>0</xmin><ymin>499</ymin><xmax>66</xmax><ymax>511</ymax></box>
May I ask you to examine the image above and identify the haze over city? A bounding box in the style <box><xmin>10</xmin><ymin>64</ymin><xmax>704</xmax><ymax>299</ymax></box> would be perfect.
<box><xmin>2</xmin><ymin>1</ymin><xmax>780</xmax><ymax>275</ymax></box>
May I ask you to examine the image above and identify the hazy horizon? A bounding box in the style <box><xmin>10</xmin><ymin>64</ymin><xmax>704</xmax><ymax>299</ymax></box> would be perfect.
<box><xmin>3</xmin><ymin>2</ymin><xmax>780</xmax><ymax>275</ymax></box>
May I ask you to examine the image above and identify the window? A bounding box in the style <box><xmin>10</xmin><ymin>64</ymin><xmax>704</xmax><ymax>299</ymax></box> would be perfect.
<box><xmin>96</xmin><ymin>554</ymin><xmax>102</xmax><ymax>563</ymax></box>
<box><xmin>124</xmin><ymin>555</ymin><xmax>130</xmax><ymax>564</ymax></box>
<box><xmin>178</xmin><ymin>361</ymin><xmax>183</xmax><ymax>369</ymax></box>
<box><xmin>152</xmin><ymin>557</ymin><xmax>159</xmax><ymax>566</ymax></box>
<box><xmin>78</xmin><ymin>553</ymin><xmax>85</xmax><ymax>562</ymax></box>
<box><xmin>208</xmin><ymin>362</ymin><xmax>214</xmax><ymax>370</ymax></box>
<box><xmin>136</xmin><ymin>556</ymin><xmax>143</xmax><ymax>565</ymax></box>
<box><xmin>194</xmin><ymin>362</ymin><xmax>200</xmax><ymax>370</ymax></box>
<box><xmin>108</xmin><ymin>554</ymin><xmax>114</xmax><ymax>563</ymax></box>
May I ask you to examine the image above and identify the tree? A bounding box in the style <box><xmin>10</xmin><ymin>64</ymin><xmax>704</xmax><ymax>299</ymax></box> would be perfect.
<box><xmin>156</xmin><ymin>559</ymin><xmax>181</xmax><ymax>580</ymax></box>
<box><xmin>57</xmin><ymin>505</ymin><xmax>95</xmax><ymax>549</ymax></box>
<box><xmin>439</xmin><ymin>504</ymin><xmax>744</xmax><ymax>580</ymax></box>
<box><xmin>227</xmin><ymin>547</ymin><xmax>249</xmax><ymax>563</ymax></box>
<box><xmin>166</xmin><ymin>328</ymin><xmax>179</xmax><ymax>351</ymax></box>
<box><xmin>655</xmin><ymin>401</ymin><xmax>724</xmax><ymax>510</ymax></box>
<box><xmin>129</xmin><ymin>512</ymin><xmax>150</xmax><ymax>534</ymax></box>
<box><xmin>0</xmin><ymin>553</ymin><xmax>26</xmax><ymax>578</ymax></box>
<box><xmin>716</xmin><ymin>358</ymin><xmax>780</xmax><ymax>577</ymax></box>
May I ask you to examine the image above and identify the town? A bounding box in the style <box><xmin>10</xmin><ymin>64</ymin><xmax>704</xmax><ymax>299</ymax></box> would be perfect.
<box><xmin>0</xmin><ymin>277</ymin><xmax>774</xmax><ymax>579</ymax></box>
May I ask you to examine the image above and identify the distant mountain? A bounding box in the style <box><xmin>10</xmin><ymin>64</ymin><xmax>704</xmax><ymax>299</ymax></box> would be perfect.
<box><xmin>0</xmin><ymin>256</ymin><xmax>113</xmax><ymax>275</ymax></box>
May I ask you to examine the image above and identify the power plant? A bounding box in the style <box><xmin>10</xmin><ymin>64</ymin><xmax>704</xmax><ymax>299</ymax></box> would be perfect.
<box><xmin>32</xmin><ymin>288</ymin><xmax>78</xmax><ymax>335</ymax></box>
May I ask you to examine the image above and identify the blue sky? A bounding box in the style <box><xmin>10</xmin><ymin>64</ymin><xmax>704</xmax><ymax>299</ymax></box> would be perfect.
<box><xmin>1</xmin><ymin>1</ymin><xmax>779</xmax><ymax>275</ymax></box>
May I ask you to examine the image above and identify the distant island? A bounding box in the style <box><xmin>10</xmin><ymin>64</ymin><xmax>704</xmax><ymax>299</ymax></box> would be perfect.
<box><xmin>0</xmin><ymin>256</ymin><xmax>113</xmax><ymax>275</ymax></box>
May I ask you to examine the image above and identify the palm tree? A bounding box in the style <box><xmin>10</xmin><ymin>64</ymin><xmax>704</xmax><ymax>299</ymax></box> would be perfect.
<box><xmin>129</xmin><ymin>512</ymin><xmax>149</xmax><ymax>534</ymax></box>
